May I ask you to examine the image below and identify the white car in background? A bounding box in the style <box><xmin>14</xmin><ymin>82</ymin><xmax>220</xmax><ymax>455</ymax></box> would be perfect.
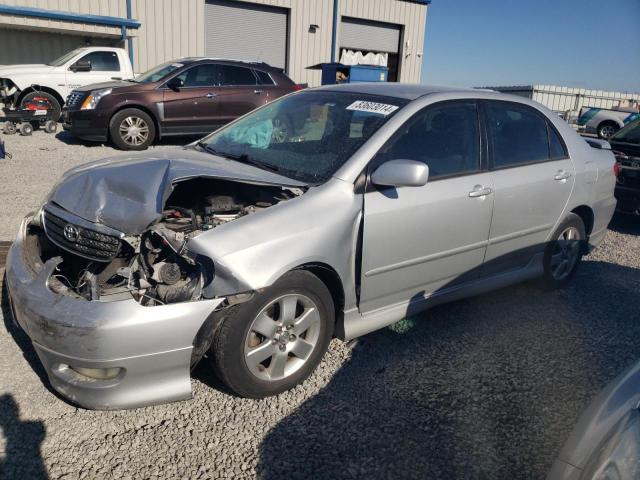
<box><xmin>0</xmin><ymin>46</ymin><xmax>134</xmax><ymax>120</ymax></box>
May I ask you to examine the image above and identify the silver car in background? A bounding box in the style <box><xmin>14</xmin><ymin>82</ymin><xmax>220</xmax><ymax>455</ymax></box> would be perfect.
<box><xmin>5</xmin><ymin>84</ymin><xmax>617</xmax><ymax>409</ymax></box>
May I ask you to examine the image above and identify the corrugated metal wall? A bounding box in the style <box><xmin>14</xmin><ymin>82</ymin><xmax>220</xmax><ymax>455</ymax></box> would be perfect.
<box><xmin>0</xmin><ymin>0</ymin><xmax>428</xmax><ymax>86</ymax></box>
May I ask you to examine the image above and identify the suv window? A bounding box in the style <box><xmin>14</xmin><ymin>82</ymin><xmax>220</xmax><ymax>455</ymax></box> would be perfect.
<box><xmin>376</xmin><ymin>102</ymin><xmax>481</xmax><ymax>179</ymax></box>
<box><xmin>176</xmin><ymin>64</ymin><xmax>220</xmax><ymax>87</ymax></box>
<box><xmin>219</xmin><ymin>65</ymin><xmax>257</xmax><ymax>86</ymax></box>
<box><xmin>254</xmin><ymin>70</ymin><xmax>275</xmax><ymax>85</ymax></box>
<box><xmin>77</xmin><ymin>51</ymin><xmax>120</xmax><ymax>72</ymax></box>
<box><xmin>486</xmin><ymin>102</ymin><xmax>551</xmax><ymax>168</ymax></box>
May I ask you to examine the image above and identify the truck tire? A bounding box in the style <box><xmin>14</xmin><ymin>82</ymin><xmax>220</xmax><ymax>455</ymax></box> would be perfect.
<box><xmin>19</xmin><ymin>91</ymin><xmax>62</xmax><ymax>122</ymax></box>
<box><xmin>597</xmin><ymin>121</ymin><xmax>618</xmax><ymax>139</ymax></box>
<box><xmin>211</xmin><ymin>270</ymin><xmax>334</xmax><ymax>398</ymax></box>
<box><xmin>109</xmin><ymin>108</ymin><xmax>156</xmax><ymax>150</ymax></box>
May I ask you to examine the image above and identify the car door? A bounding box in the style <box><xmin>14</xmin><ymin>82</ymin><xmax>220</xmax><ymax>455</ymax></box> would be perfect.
<box><xmin>161</xmin><ymin>63</ymin><xmax>221</xmax><ymax>134</ymax></box>
<box><xmin>359</xmin><ymin>101</ymin><xmax>495</xmax><ymax>313</ymax></box>
<box><xmin>214</xmin><ymin>65</ymin><xmax>264</xmax><ymax>125</ymax></box>
<box><xmin>66</xmin><ymin>51</ymin><xmax>121</xmax><ymax>90</ymax></box>
<box><xmin>481</xmin><ymin>100</ymin><xmax>575</xmax><ymax>276</ymax></box>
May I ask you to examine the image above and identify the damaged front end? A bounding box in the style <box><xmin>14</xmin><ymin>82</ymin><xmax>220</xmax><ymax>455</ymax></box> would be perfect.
<box><xmin>36</xmin><ymin>177</ymin><xmax>301</xmax><ymax>307</ymax></box>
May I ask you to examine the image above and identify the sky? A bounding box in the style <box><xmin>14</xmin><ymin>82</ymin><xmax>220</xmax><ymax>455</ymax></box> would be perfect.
<box><xmin>421</xmin><ymin>0</ymin><xmax>640</xmax><ymax>92</ymax></box>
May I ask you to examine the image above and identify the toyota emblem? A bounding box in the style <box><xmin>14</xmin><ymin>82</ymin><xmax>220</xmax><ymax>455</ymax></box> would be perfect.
<box><xmin>63</xmin><ymin>224</ymin><xmax>80</xmax><ymax>242</ymax></box>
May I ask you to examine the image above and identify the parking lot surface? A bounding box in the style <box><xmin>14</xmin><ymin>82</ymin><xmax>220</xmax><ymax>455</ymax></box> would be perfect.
<box><xmin>1</xmin><ymin>130</ymin><xmax>640</xmax><ymax>479</ymax></box>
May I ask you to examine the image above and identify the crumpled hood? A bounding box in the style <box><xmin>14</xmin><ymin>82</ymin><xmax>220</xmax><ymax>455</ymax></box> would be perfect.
<box><xmin>47</xmin><ymin>147</ymin><xmax>306</xmax><ymax>234</ymax></box>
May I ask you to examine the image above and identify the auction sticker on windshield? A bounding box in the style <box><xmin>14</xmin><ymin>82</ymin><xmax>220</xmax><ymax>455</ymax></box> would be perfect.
<box><xmin>346</xmin><ymin>100</ymin><xmax>399</xmax><ymax>116</ymax></box>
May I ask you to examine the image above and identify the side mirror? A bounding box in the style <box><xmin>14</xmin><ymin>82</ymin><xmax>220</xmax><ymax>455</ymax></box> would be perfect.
<box><xmin>166</xmin><ymin>76</ymin><xmax>185</xmax><ymax>90</ymax></box>
<box><xmin>70</xmin><ymin>59</ymin><xmax>92</xmax><ymax>72</ymax></box>
<box><xmin>371</xmin><ymin>159</ymin><xmax>429</xmax><ymax>188</ymax></box>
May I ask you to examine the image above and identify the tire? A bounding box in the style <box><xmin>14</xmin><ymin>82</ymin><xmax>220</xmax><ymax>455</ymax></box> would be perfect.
<box><xmin>540</xmin><ymin>213</ymin><xmax>586</xmax><ymax>290</ymax></box>
<box><xmin>597</xmin><ymin>121</ymin><xmax>618</xmax><ymax>139</ymax></box>
<box><xmin>109</xmin><ymin>108</ymin><xmax>156</xmax><ymax>150</ymax></box>
<box><xmin>2</xmin><ymin>121</ymin><xmax>16</xmax><ymax>135</ymax></box>
<box><xmin>19</xmin><ymin>91</ymin><xmax>61</xmax><ymax>121</ymax></box>
<box><xmin>44</xmin><ymin>120</ymin><xmax>58</xmax><ymax>134</ymax></box>
<box><xmin>19</xmin><ymin>123</ymin><xmax>33</xmax><ymax>136</ymax></box>
<box><xmin>211</xmin><ymin>270</ymin><xmax>334</xmax><ymax>398</ymax></box>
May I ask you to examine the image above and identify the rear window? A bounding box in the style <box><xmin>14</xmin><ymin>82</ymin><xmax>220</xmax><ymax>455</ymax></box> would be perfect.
<box><xmin>255</xmin><ymin>70</ymin><xmax>275</xmax><ymax>85</ymax></box>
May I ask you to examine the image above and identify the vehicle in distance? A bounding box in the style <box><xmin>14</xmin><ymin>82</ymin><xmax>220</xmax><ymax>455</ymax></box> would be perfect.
<box><xmin>62</xmin><ymin>58</ymin><xmax>299</xmax><ymax>150</ymax></box>
<box><xmin>0</xmin><ymin>47</ymin><xmax>133</xmax><ymax>120</ymax></box>
<box><xmin>6</xmin><ymin>84</ymin><xmax>617</xmax><ymax>409</ymax></box>
<box><xmin>548</xmin><ymin>359</ymin><xmax>640</xmax><ymax>479</ymax></box>
<box><xmin>609</xmin><ymin>119</ymin><xmax>640</xmax><ymax>215</ymax></box>
<box><xmin>577</xmin><ymin>106</ymin><xmax>640</xmax><ymax>139</ymax></box>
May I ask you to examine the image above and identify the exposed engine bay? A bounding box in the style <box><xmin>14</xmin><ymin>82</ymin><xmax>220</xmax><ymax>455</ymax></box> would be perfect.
<box><xmin>30</xmin><ymin>178</ymin><xmax>302</xmax><ymax>305</ymax></box>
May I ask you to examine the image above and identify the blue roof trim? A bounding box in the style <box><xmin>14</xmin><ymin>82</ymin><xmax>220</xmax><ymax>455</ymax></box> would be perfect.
<box><xmin>0</xmin><ymin>4</ymin><xmax>140</xmax><ymax>29</ymax></box>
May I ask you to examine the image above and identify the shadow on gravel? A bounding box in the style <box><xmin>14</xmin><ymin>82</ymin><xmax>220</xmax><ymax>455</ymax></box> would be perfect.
<box><xmin>608</xmin><ymin>212</ymin><xmax>640</xmax><ymax>236</ymax></box>
<box><xmin>0</xmin><ymin>394</ymin><xmax>48</xmax><ymax>479</ymax></box>
<box><xmin>54</xmin><ymin>131</ymin><xmax>202</xmax><ymax>149</ymax></box>
<box><xmin>257</xmin><ymin>261</ymin><xmax>640</xmax><ymax>480</ymax></box>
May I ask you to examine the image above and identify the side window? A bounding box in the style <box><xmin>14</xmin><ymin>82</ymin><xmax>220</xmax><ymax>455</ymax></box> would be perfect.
<box><xmin>254</xmin><ymin>70</ymin><xmax>275</xmax><ymax>85</ymax></box>
<box><xmin>548</xmin><ymin>124</ymin><xmax>568</xmax><ymax>159</ymax></box>
<box><xmin>219</xmin><ymin>65</ymin><xmax>257</xmax><ymax>86</ymax></box>
<box><xmin>176</xmin><ymin>64</ymin><xmax>220</xmax><ymax>87</ymax></box>
<box><xmin>376</xmin><ymin>102</ymin><xmax>481</xmax><ymax>179</ymax></box>
<box><xmin>486</xmin><ymin>102</ymin><xmax>550</xmax><ymax>168</ymax></box>
<box><xmin>77</xmin><ymin>51</ymin><xmax>120</xmax><ymax>72</ymax></box>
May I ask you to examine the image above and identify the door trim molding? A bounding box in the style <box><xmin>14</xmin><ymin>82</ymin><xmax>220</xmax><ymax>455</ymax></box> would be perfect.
<box><xmin>488</xmin><ymin>223</ymin><xmax>552</xmax><ymax>246</ymax></box>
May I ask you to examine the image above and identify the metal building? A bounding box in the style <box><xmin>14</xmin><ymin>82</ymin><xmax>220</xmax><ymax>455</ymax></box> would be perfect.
<box><xmin>0</xmin><ymin>0</ymin><xmax>429</xmax><ymax>86</ymax></box>
<box><xmin>484</xmin><ymin>85</ymin><xmax>640</xmax><ymax>116</ymax></box>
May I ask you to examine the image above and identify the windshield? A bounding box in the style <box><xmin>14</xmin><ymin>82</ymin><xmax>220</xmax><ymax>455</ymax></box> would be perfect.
<box><xmin>200</xmin><ymin>91</ymin><xmax>408</xmax><ymax>183</ymax></box>
<box><xmin>47</xmin><ymin>48</ymin><xmax>84</xmax><ymax>66</ymax></box>
<box><xmin>612</xmin><ymin>119</ymin><xmax>640</xmax><ymax>144</ymax></box>
<box><xmin>134</xmin><ymin>61</ymin><xmax>185</xmax><ymax>83</ymax></box>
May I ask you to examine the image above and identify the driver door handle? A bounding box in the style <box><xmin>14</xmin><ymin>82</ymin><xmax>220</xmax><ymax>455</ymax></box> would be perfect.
<box><xmin>468</xmin><ymin>185</ymin><xmax>493</xmax><ymax>198</ymax></box>
<box><xmin>554</xmin><ymin>170</ymin><xmax>572</xmax><ymax>181</ymax></box>
<box><xmin>254</xmin><ymin>89</ymin><xmax>263</xmax><ymax>95</ymax></box>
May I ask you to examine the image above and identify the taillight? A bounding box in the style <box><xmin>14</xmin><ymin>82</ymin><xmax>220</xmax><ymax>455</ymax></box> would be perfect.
<box><xmin>613</xmin><ymin>162</ymin><xmax>620</xmax><ymax>178</ymax></box>
<box><xmin>292</xmin><ymin>84</ymin><xmax>304</xmax><ymax>91</ymax></box>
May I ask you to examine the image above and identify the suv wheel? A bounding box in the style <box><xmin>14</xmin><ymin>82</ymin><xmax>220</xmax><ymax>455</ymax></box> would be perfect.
<box><xmin>540</xmin><ymin>213</ymin><xmax>586</xmax><ymax>289</ymax></box>
<box><xmin>109</xmin><ymin>108</ymin><xmax>156</xmax><ymax>150</ymax></box>
<box><xmin>211</xmin><ymin>270</ymin><xmax>334</xmax><ymax>398</ymax></box>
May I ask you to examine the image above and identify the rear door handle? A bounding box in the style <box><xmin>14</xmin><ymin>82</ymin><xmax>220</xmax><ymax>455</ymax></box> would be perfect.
<box><xmin>206</xmin><ymin>92</ymin><xmax>216</xmax><ymax>98</ymax></box>
<box><xmin>468</xmin><ymin>185</ymin><xmax>493</xmax><ymax>198</ymax></box>
<box><xmin>254</xmin><ymin>89</ymin><xmax>263</xmax><ymax>95</ymax></box>
<box><xmin>554</xmin><ymin>170</ymin><xmax>572</xmax><ymax>181</ymax></box>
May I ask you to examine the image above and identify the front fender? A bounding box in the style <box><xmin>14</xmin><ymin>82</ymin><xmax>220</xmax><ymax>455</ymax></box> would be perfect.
<box><xmin>186</xmin><ymin>178</ymin><xmax>362</xmax><ymax>309</ymax></box>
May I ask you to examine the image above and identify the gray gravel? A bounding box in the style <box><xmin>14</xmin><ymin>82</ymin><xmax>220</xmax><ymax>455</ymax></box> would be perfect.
<box><xmin>1</xmin><ymin>132</ymin><xmax>640</xmax><ymax>479</ymax></box>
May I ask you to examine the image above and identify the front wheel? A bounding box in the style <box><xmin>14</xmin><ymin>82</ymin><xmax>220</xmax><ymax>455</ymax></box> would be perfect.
<box><xmin>211</xmin><ymin>270</ymin><xmax>334</xmax><ymax>398</ymax></box>
<box><xmin>540</xmin><ymin>213</ymin><xmax>586</xmax><ymax>289</ymax></box>
<box><xmin>598</xmin><ymin>122</ymin><xmax>618</xmax><ymax>139</ymax></box>
<box><xmin>109</xmin><ymin>108</ymin><xmax>156</xmax><ymax>150</ymax></box>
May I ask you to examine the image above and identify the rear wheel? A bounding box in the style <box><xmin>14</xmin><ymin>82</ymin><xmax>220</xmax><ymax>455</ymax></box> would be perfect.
<box><xmin>211</xmin><ymin>270</ymin><xmax>334</xmax><ymax>398</ymax></box>
<box><xmin>109</xmin><ymin>108</ymin><xmax>156</xmax><ymax>150</ymax></box>
<box><xmin>540</xmin><ymin>213</ymin><xmax>586</xmax><ymax>289</ymax></box>
<box><xmin>598</xmin><ymin>121</ymin><xmax>618</xmax><ymax>139</ymax></box>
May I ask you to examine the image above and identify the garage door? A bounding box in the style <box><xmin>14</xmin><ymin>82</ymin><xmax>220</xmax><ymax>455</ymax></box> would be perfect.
<box><xmin>0</xmin><ymin>29</ymin><xmax>116</xmax><ymax>66</ymax></box>
<box><xmin>340</xmin><ymin>17</ymin><xmax>401</xmax><ymax>54</ymax></box>
<box><xmin>204</xmin><ymin>0</ymin><xmax>288</xmax><ymax>70</ymax></box>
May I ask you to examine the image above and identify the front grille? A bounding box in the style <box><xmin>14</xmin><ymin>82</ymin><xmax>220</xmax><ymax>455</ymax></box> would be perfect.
<box><xmin>65</xmin><ymin>91</ymin><xmax>85</xmax><ymax>108</ymax></box>
<box><xmin>43</xmin><ymin>209</ymin><xmax>121</xmax><ymax>262</ymax></box>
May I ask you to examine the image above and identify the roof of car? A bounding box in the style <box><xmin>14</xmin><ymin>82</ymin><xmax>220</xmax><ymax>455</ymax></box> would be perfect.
<box><xmin>313</xmin><ymin>83</ymin><xmax>489</xmax><ymax>100</ymax></box>
<box><xmin>175</xmin><ymin>57</ymin><xmax>279</xmax><ymax>70</ymax></box>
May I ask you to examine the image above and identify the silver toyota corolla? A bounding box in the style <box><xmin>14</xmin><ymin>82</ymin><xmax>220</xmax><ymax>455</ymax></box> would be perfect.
<box><xmin>5</xmin><ymin>84</ymin><xmax>617</xmax><ymax>409</ymax></box>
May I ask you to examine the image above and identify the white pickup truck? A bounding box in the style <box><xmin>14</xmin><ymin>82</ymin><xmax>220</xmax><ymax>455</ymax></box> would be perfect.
<box><xmin>0</xmin><ymin>46</ymin><xmax>133</xmax><ymax>120</ymax></box>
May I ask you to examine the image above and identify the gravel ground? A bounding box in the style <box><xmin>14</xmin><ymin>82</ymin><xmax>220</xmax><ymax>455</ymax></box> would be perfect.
<box><xmin>1</xmin><ymin>131</ymin><xmax>640</xmax><ymax>479</ymax></box>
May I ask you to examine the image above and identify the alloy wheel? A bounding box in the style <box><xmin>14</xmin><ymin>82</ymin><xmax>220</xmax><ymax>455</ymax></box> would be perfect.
<box><xmin>244</xmin><ymin>294</ymin><xmax>321</xmax><ymax>382</ymax></box>
<box><xmin>600</xmin><ymin>125</ymin><xmax>616</xmax><ymax>139</ymax></box>
<box><xmin>119</xmin><ymin>116</ymin><xmax>150</xmax><ymax>146</ymax></box>
<box><xmin>550</xmin><ymin>226</ymin><xmax>581</xmax><ymax>281</ymax></box>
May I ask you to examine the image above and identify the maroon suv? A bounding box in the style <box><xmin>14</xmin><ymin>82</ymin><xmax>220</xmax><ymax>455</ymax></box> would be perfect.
<box><xmin>62</xmin><ymin>58</ymin><xmax>299</xmax><ymax>150</ymax></box>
